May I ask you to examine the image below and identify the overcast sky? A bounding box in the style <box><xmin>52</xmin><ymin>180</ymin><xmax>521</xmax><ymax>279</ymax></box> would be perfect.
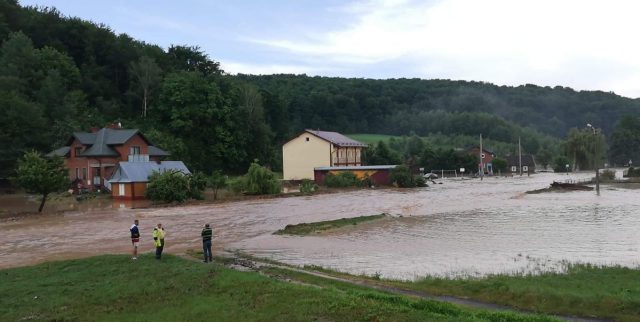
<box><xmin>20</xmin><ymin>0</ymin><xmax>640</xmax><ymax>98</ymax></box>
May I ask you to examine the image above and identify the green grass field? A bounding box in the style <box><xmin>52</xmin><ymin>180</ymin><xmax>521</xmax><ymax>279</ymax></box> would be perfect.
<box><xmin>0</xmin><ymin>254</ymin><xmax>558</xmax><ymax>322</ymax></box>
<box><xmin>399</xmin><ymin>264</ymin><xmax>640</xmax><ymax>321</ymax></box>
<box><xmin>346</xmin><ymin>134</ymin><xmax>399</xmax><ymax>145</ymax></box>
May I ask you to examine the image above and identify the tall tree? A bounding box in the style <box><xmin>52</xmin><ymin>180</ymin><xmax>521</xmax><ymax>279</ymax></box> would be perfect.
<box><xmin>130</xmin><ymin>55</ymin><xmax>162</xmax><ymax>117</ymax></box>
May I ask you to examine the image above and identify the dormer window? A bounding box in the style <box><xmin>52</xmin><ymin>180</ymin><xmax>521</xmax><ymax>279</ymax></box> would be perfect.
<box><xmin>75</xmin><ymin>147</ymin><xmax>83</xmax><ymax>157</ymax></box>
<box><xmin>130</xmin><ymin>146</ymin><xmax>141</xmax><ymax>155</ymax></box>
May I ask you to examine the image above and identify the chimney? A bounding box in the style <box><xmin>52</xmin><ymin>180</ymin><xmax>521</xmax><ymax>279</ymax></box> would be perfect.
<box><xmin>90</xmin><ymin>127</ymin><xmax>99</xmax><ymax>133</ymax></box>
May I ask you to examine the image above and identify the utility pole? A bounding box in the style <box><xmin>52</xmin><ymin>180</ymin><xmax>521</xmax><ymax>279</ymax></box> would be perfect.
<box><xmin>479</xmin><ymin>134</ymin><xmax>484</xmax><ymax>181</ymax></box>
<box><xmin>518</xmin><ymin>137</ymin><xmax>522</xmax><ymax>176</ymax></box>
<box><xmin>587</xmin><ymin>123</ymin><xmax>600</xmax><ymax>196</ymax></box>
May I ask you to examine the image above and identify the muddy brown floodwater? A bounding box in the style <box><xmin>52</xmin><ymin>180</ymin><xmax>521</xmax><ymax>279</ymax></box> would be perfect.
<box><xmin>1</xmin><ymin>171</ymin><xmax>639</xmax><ymax>280</ymax></box>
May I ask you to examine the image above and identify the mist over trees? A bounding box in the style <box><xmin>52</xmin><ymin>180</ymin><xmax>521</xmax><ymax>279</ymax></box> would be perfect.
<box><xmin>1</xmin><ymin>1</ymin><xmax>639</xmax><ymax>179</ymax></box>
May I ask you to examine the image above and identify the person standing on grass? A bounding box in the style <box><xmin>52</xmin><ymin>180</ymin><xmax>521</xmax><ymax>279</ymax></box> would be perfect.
<box><xmin>152</xmin><ymin>223</ymin><xmax>166</xmax><ymax>260</ymax></box>
<box><xmin>130</xmin><ymin>219</ymin><xmax>140</xmax><ymax>260</ymax></box>
<box><xmin>201</xmin><ymin>224</ymin><xmax>213</xmax><ymax>263</ymax></box>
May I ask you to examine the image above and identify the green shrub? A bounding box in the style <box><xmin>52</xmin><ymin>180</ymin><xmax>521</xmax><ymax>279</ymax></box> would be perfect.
<box><xmin>325</xmin><ymin>172</ymin><xmax>360</xmax><ymax>187</ymax></box>
<box><xmin>299</xmin><ymin>179</ymin><xmax>318</xmax><ymax>195</ymax></box>
<box><xmin>146</xmin><ymin>170</ymin><xmax>190</xmax><ymax>203</ymax></box>
<box><xmin>188</xmin><ymin>172</ymin><xmax>208</xmax><ymax>200</ymax></box>
<box><xmin>414</xmin><ymin>175</ymin><xmax>427</xmax><ymax>187</ymax></box>
<box><xmin>553</xmin><ymin>156</ymin><xmax>572</xmax><ymax>173</ymax></box>
<box><xmin>228</xmin><ymin>176</ymin><xmax>246</xmax><ymax>194</ymax></box>
<box><xmin>208</xmin><ymin>171</ymin><xmax>227</xmax><ymax>200</ymax></box>
<box><xmin>390</xmin><ymin>165</ymin><xmax>415</xmax><ymax>188</ymax></box>
<box><xmin>627</xmin><ymin>167</ymin><xmax>640</xmax><ymax>177</ymax></box>
<box><xmin>244</xmin><ymin>162</ymin><xmax>281</xmax><ymax>195</ymax></box>
<box><xmin>600</xmin><ymin>169</ymin><xmax>615</xmax><ymax>181</ymax></box>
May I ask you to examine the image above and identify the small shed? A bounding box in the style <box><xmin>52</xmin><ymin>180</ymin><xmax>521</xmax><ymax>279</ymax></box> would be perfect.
<box><xmin>314</xmin><ymin>165</ymin><xmax>397</xmax><ymax>186</ymax></box>
<box><xmin>108</xmin><ymin>161</ymin><xmax>190</xmax><ymax>199</ymax></box>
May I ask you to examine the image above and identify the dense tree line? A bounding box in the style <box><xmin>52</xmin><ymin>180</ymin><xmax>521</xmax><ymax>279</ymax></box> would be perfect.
<box><xmin>1</xmin><ymin>1</ymin><xmax>639</xmax><ymax>179</ymax></box>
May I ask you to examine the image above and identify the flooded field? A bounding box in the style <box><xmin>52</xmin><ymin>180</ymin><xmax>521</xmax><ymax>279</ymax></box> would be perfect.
<box><xmin>1</xmin><ymin>171</ymin><xmax>639</xmax><ymax>280</ymax></box>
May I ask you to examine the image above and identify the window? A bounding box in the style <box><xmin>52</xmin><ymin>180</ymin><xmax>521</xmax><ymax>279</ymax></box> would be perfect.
<box><xmin>129</xmin><ymin>146</ymin><xmax>141</xmax><ymax>155</ymax></box>
<box><xmin>305</xmin><ymin>137</ymin><xmax>309</xmax><ymax>142</ymax></box>
<box><xmin>75</xmin><ymin>147</ymin><xmax>83</xmax><ymax>157</ymax></box>
<box><xmin>82</xmin><ymin>168</ymin><xmax>87</xmax><ymax>180</ymax></box>
<box><xmin>75</xmin><ymin>168</ymin><xmax>80</xmax><ymax>179</ymax></box>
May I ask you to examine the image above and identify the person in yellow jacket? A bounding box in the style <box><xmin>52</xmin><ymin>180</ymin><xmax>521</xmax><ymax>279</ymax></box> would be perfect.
<box><xmin>153</xmin><ymin>223</ymin><xmax>166</xmax><ymax>260</ymax></box>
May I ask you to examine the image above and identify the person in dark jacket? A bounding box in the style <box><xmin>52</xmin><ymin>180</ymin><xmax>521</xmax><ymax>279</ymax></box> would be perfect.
<box><xmin>201</xmin><ymin>224</ymin><xmax>213</xmax><ymax>263</ymax></box>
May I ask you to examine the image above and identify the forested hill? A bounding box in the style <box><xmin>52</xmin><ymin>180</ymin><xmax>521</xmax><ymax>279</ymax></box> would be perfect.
<box><xmin>238</xmin><ymin>74</ymin><xmax>640</xmax><ymax>140</ymax></box>
<box><xmin>1</xmin><ymin>1</ymin><xmax>639</xmax><ymax>177</ymax></box>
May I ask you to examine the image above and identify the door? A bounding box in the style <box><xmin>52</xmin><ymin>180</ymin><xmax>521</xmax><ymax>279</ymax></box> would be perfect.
<box><xmin>118</xmin><ymin>184</ymin><xmax>125</xmax><ymax>196</ymax></box>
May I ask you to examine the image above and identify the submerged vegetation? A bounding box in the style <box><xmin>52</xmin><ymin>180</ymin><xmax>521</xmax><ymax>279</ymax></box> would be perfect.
<box><xmin>274</xmin><ymin>214</ymin><xmax>387</xmax><ymax>235</ymax></box>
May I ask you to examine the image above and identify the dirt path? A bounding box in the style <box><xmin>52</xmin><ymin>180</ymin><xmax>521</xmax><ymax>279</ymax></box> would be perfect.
<box><xmin>216</xmin><ymin>253</ymin><xmax>611</xmax><ymax>322</ymax></box>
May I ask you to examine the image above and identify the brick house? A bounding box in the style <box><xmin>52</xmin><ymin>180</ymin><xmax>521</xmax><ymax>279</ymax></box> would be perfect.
<box><xmin>467</xmin><ymin>146</ymin><xmax>495</xmax><ymax>175</ymax></box>
<box><xmin>48</xmin><ymin>124</ymin><xmax>169</xmax><ymax>191</ymax></box>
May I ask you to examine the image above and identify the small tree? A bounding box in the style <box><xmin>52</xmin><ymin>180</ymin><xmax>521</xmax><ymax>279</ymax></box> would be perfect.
<box><xmin>208</xmin><ymin>171</ymin><xmax>227</xmax><ymax>200</ymax></box>
<box><xmin>14</xmin><ymin>151</ymin><xmax>69</xmax><ymax>212</ymax></box>
<box><xmin>146</xmin><ymin>170</ymin><xmax>190</xmax><ymax>203</ymax></box>
<box><xmin>390</xmin><ymin>165</ymin><xmax>415</xmax><ymax>188</ymax></box>
<box><xmin>188</xmin><ymin>172</ymin><xmax>207</xmax><ymax>200</ymax></box>
<box><xmin>553</xmin><ymin>156</ymin><xmax>572</xmax><ymax>173</ymax></box>
<box><xmin>492</xmin><ymin>157</ymin><xmax>507</xmax><ymax>175</ymax></box>
<box><xmin>244</xmin><ymin>162</ymin><xmax>280</xmax><ymax>195</ymax></box>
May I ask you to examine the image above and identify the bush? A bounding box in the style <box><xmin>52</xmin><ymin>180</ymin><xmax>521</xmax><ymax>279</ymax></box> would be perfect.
<box><xmin>324</xmin><ymin>172</ymin><xmax>360</xmax><ymax>188</ymax></box>
<box><xmin>228</xmin><ymin>176</ymin><xmax>246</xmax><ymax>194</ymax></box>
<box><xmin>390</xmin><ymin>165</ymin><xmax>415</xmax><ymax>188</ymax></box>
<box><xmin>600</xmin><ymin>169</ymin><xmax>616</xmax><ymax>181</ymax></box>
<box><xmin>299</xmin><ymin>179</ymin><xmax>318</xmax><ymax>195</ymax></box>
<box><xmin>243</xmin><ymin>162</ymin><xmax>281</xmax><ymax>195</ymax></box>
<box><xmin>146</xmin><ymin>170</ymin><xmax>190</xmax><ymax>203</ymax></box>
<box><xmin>188</xmin><ymin>172</ymin><xmax>207</xmax><ymax>200</ymax></box>
<box><xmin>414</xmin><ymin>175</ymin><xmax>427</xmax><ymax>187</ymax></box>
<box><xmin>627</xmin><ymin>167</ymin><xmax>640</xmax><ymax>177</ymax></box>
<box><xmin>553</xmin><ymin>156</ymin><xmax>572</xmax><ymax>173</ymax></box>
<box><xmin>208</xmin><ymin>171</ymin><xmax>227</xmax><ymax>200</ymax></box>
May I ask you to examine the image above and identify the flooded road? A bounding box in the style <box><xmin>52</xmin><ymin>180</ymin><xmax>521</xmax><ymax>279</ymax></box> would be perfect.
<box><xmin>1</xmin><ymin>171</ymin><xmax>639</xmax><ymax>280</ymax></box>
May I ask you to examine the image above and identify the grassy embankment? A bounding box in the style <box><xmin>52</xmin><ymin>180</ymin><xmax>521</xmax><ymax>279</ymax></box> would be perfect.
<box><xmin>274</xmin><ymin>214</ymin><xmax>387</xmax><ymax>235</ymax></box>
<box><xmin>260</xmin><ymin>256</ymin><xmax>640</xmax><ymax>321</ymax></box>
<box><xmin>0</xmin><ymin>254</ymin><xmax>557</xmax><ymax>322</ymax></box>
<box><xmin>268</xmin><ymin>216</ymin><xmax>640</xmax><ymax>321</ymax></box>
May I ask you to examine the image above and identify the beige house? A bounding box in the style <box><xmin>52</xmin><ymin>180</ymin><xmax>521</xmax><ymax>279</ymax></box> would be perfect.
<box><xmin>283</xmin><ymin>129</ymin><xmax>368</xmax><ymax>180</ymax></box>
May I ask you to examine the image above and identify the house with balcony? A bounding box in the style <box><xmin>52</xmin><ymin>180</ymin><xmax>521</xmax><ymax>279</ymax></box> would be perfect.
<box><xmin>282</xmin><ymin>129</ymin><xmax>368</xmax><ymax>180</ymax></box>
<box><xmin>47</xmin><ymin>124</ymin><xmax>170</xmax><ymax>192</ymax></box>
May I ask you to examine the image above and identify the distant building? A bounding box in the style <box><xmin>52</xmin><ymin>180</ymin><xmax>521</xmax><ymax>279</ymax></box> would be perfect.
<box><xmin>467</xmin><ymin>146</ymin><xmax>495</xmax><ymax>175</ymax></box>
<box><xmin>47</xmin><ymin>124</ymin><xmax>170</xmax><ymax>192</ymax></box>
<box><xmin>314</xmin><ymin>165</ymin><xmax>397</xmax><ymax>186</ymax></box>
<box><xmin>282</xmin><ymin>129</ymin><xmax>368</xmax><ymax>180</ymax></box>
<box><xmin>506</xmin><ymin>154</ymin><xmax>536</xmax><ymax>175</ymax></box>
<box><xmin>108</xmin><ymin>161</ymin><xmax>190</xmax><ymax>200</ymax></box>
